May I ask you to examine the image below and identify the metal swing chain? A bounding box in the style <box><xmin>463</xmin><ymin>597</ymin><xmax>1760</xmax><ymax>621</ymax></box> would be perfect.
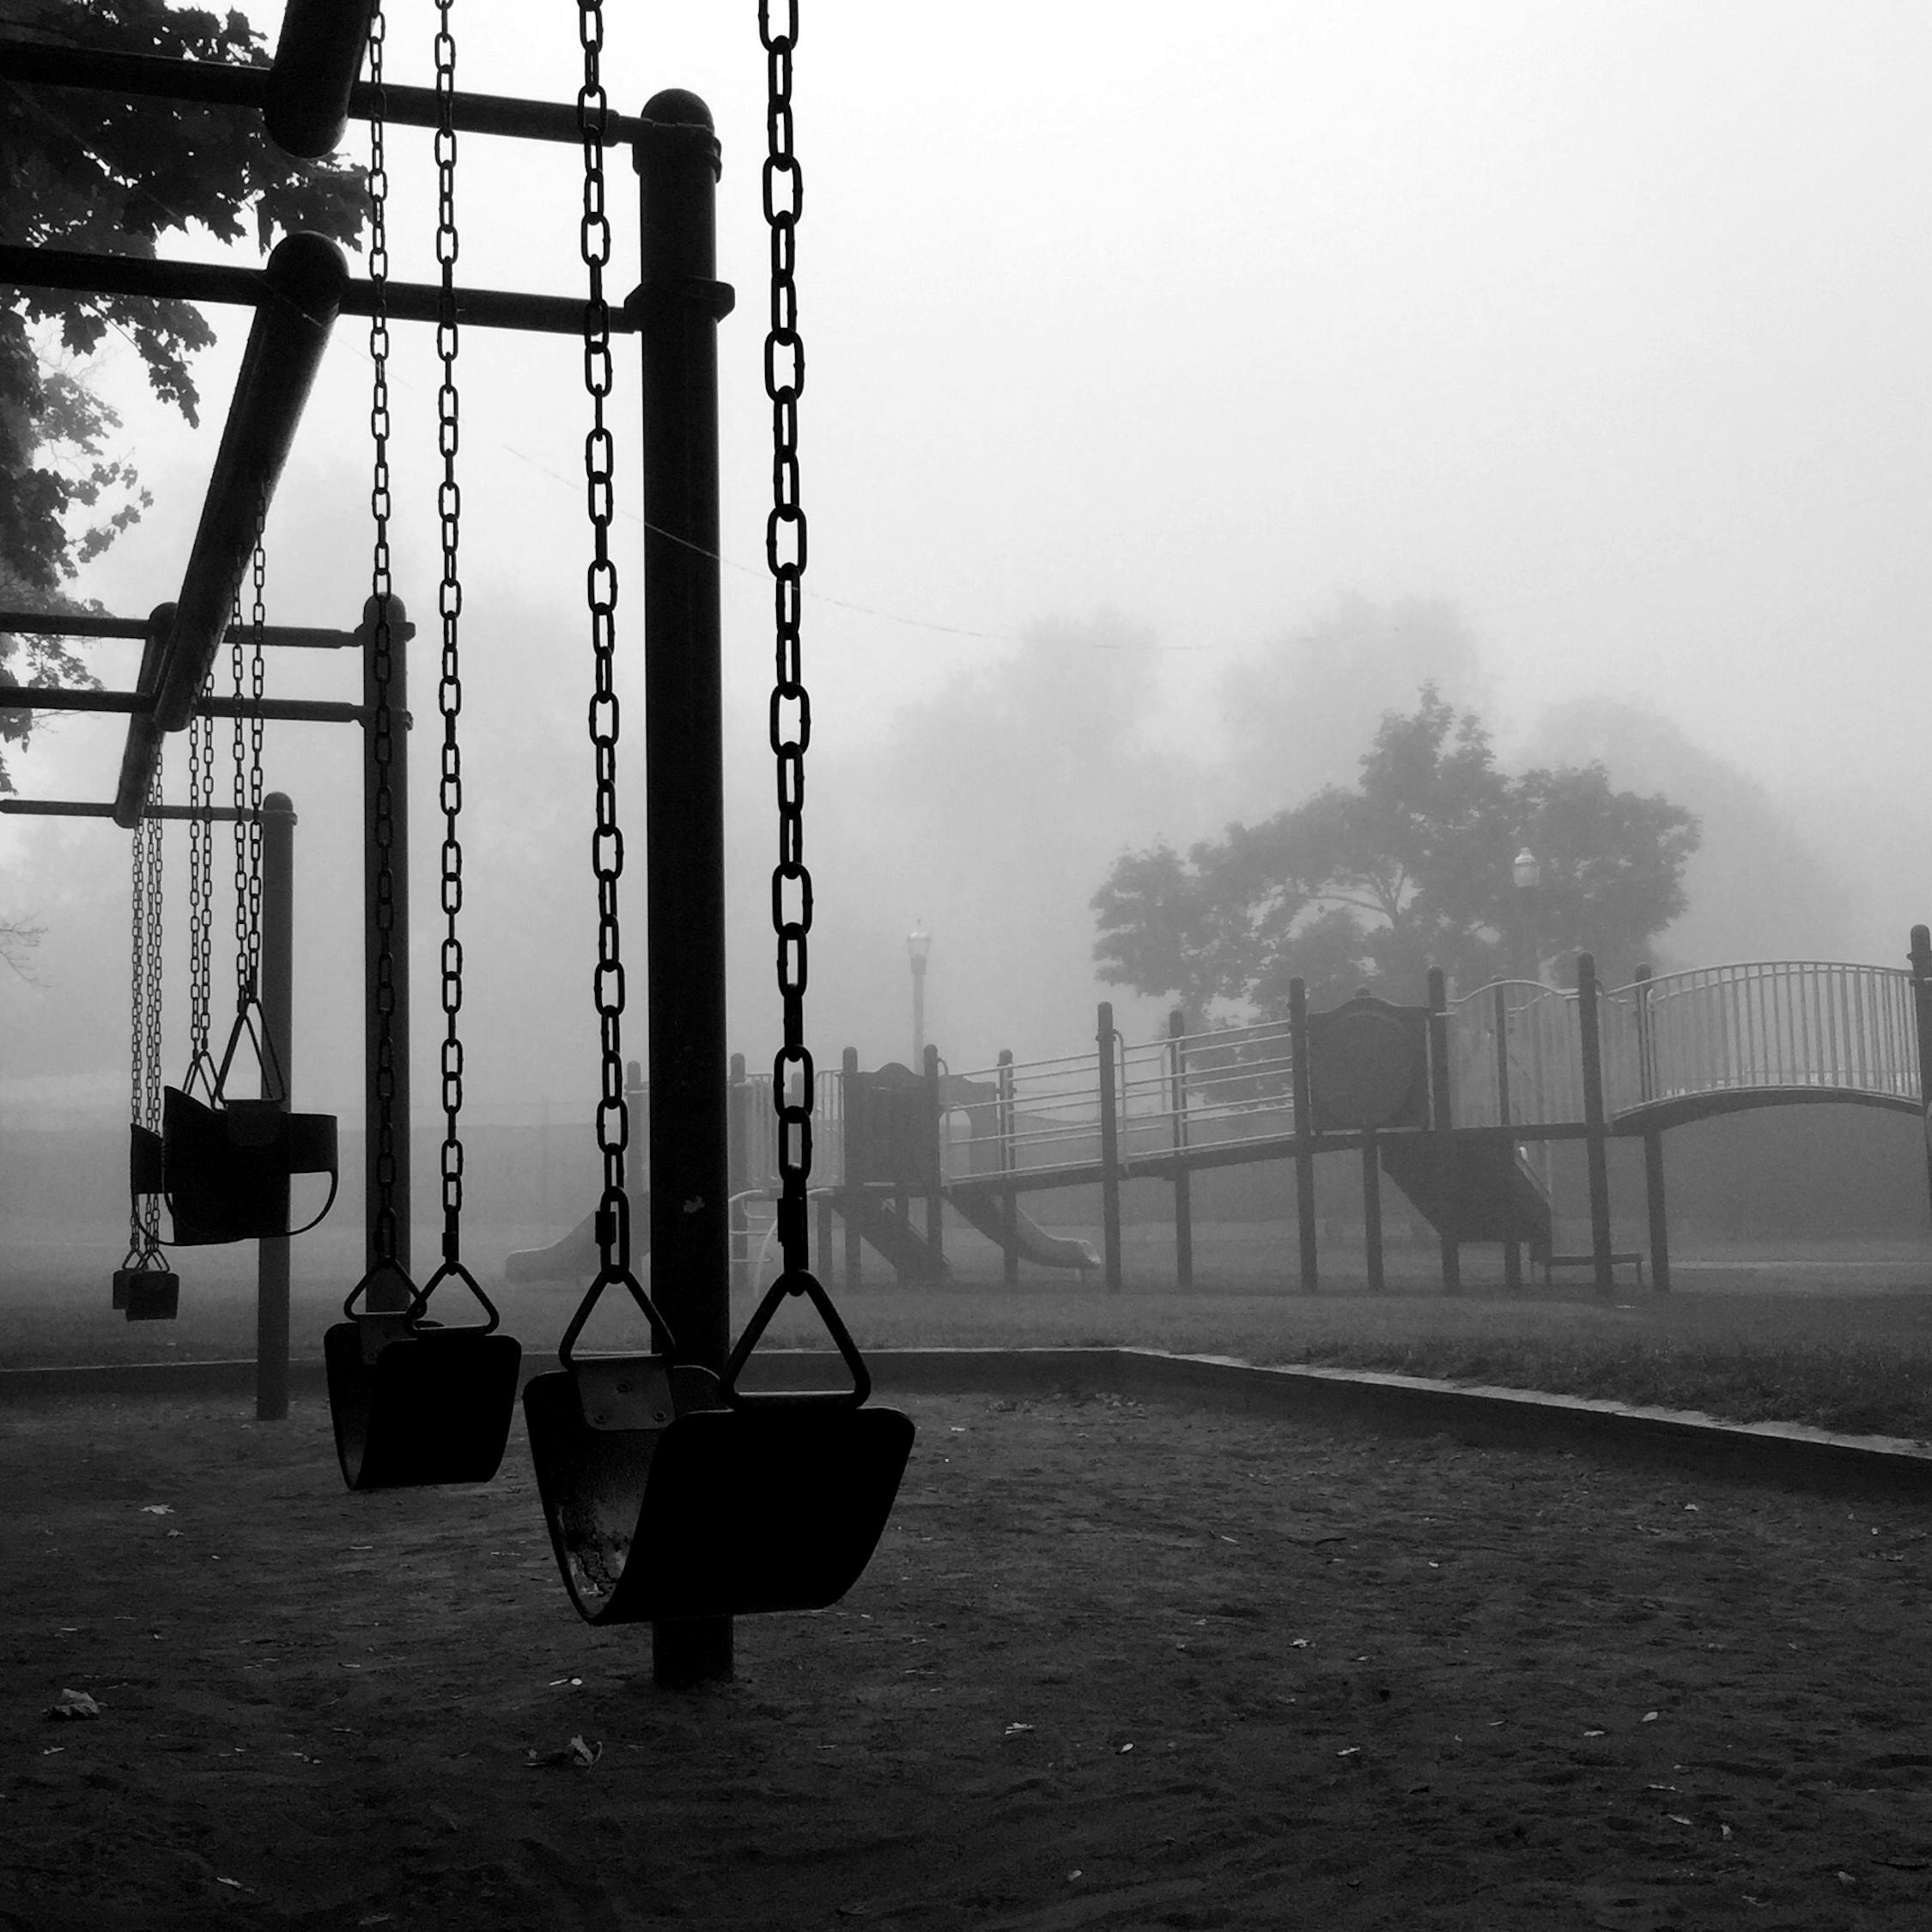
<box><xmin>125</xmin><ymin>781</ymin><xmax>147</xmax><ymax>1260</ymax></box>
<box><xmin>229</xmin><ymin>528</ymin><xmax>267</xmax><ymax>1019</ymax></box>
<box><xmin>186</xmin><ymin>696</ymin><xmax>214</xmax><ymax>1085</ymax></box>
<box><xmin>365</xmin><ymin>0</ymin><xmax>403</xmax><ymax>1268</ymax></box>
<box><xmin>762</xmin><ymin>0</ymin><xmax>814</xmax><ymax>1277</ymax></box>
<box><xmin>433</xmin><ymin>0</ymin><xmax>468</xmax><ymax>1269</ymax></box>
<box><xmin>141</xmin><ymin>756</ymin><xmax>165</xmax><ymax>1251</ymax></box>
<box><xmin>578</xmin><ymin>0</ymin><xmax>629</xmax><ymax>1280</ymax></box>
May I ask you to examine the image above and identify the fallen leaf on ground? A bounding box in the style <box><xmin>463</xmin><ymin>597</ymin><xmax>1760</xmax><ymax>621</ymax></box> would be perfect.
<box><xmin>140</xmin><ymin>1505</ymin><xmax>173</xmax><ymax>1516</ymax></box>
<box><xmin>525</xmin><ymin>1735</ymin><xmax>601</xmax><ymax>1769</ymax></box>
<box><xmin>47</xmin><ymin>1689</ymin><xmax>101</xmax><ymax>1720</ymax></box>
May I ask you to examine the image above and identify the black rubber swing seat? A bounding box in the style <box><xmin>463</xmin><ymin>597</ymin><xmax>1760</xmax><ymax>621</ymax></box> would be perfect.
<box><xmin>325</xmin><ymin>1280</ymin><xmax>522</xmax><ymax>1492</ymax></box>
<box><xmin>523</xmin><ymin>1358</ymin><xmax>915</xmax><ymax>1624</ymax></box>
<box><xmin>112</xmin><ymin>1262</ymin><xmax>180</xmax><ymax>1321</ymax></box>
<box><xmin>155</xmin><ymin>1087</ymin><xmax>339</xmax><ymax>1246</ymax></box>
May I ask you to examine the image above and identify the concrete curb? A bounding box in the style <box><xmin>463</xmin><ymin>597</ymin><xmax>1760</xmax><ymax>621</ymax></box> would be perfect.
<box><xmin>3</xmin><ymin>1346</ymin><xmax>1929</xmax><ymax>1499</ymax></box>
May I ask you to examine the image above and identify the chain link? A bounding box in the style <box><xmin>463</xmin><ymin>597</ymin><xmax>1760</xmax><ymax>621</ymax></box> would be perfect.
<box><xmin>185</xmin><ymin>695</ymin><xmax>215</xmax><ymax>1091</ymax></box>
<box><xmin>576</xmin><ymin>0</ymin><xmax>630</xmax><ymax>1278</ymax></box>
<box><xmin>141</xmin><ymin>758</ymin><xmax>164</xmax><ymax>1250</ymax></box>
<box><xmin>762</xmin><ymin>1</ymin><xmax>813</xmax><ymax>1273</ymax></box>
<box><xmin>433</xmin><ymin>0</ymin><xmax>467</xmax><ymax>1264</ymax></box>
<box><xmin>366</xmin><ymin>0</ymin><xmax>403</xmax><ymax>1267</ymax></box>
<box><xmin>228</xmin><ymin>527</ymin><xmax>267</xmax><ymax>1016</ymax></box>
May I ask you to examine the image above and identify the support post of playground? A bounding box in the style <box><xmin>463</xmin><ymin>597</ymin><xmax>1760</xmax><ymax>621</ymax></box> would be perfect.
<box><xmin>727</xmin><ymin>1054</ymin><xmax>749</xmax><ymax>1297</ymax></box>
<box><xmin>1288</xmin><ymin>980</ymin><xmax>1319</xmax><ymax>1293</ymax></box>
<box><xmin>256</xmin><ymin>793</ymin><xmax>295</xmax><ymax>1422</ymax></box>
<box><xmin>1097</xmin><ymin>1003</ymin><xmax>1123</xmax><ymax>1293</ymax></box>
<box><xmin>1426</xmin><ymin>969</ymin><xmax>1460</xmax><ymax>1294</ymax></box>
<box><xmin>921</xmin><ymin>1044</ymin><xmax>945</xmax><ymax>1264</ymax></box>
<box><xmin>1634</xmin><ymin>965</ymin><xmax>1671</xmax><ymax>1294</ymax></box>
<box><xmin>1909</xmin><ymin>926</ymin><xmax>1932</xmax><ymax>1234</ymax></box>
<box><xmin>1494</xmin><ymin>982</ymin><xmax>1522</xmax><ymax>1292</ymax></box>
<box><xmin>997</xmin><ymin>1050</ymin><xmax>1019</xmax><ymax>1286</ymax></box>
<box><xmin>841</xmin><ymin>1047</ymin><xmax>862</xmax><ymax>1293</ymax></box>
<box><xmin>635</xmin><ymin>89</ymin><xmax>733</xmax><ymax>1689</ymax></box>
<box><xmin>360</xmin><ymin>594</ymin><xmax>410</xmax><ymax>1302</ymax></box>
<box><xmin>1576</xmin><ymin>952</ymin><xmax>1617</xmax><ymax>1298</ymax></box>
<box><xmin>1168</xmin><ymin>1009</ymin><xmax>1193</xmax><ymax>1291</ymax></box>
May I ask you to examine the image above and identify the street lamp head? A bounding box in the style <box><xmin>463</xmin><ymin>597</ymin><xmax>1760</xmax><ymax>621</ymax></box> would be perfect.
<box><xmin>1512</xmin><ymin>848</ymin><xmax>1540</xmax><ymax>891</ymax></box>
<box><xmin>907</xmin><ymin>922</ymin><xmax>932</xmax><ymax>969</ymax></box>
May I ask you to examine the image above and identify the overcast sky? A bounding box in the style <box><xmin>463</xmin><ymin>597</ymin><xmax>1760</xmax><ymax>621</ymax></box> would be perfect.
<box><xmin>6</xmin><ymin>2</ymin><xmax>1931</xmax><ymax>1119</ymax></box>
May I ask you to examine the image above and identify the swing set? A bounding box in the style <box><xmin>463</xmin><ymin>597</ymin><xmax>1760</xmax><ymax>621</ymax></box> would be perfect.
<box><xmin>2</xmin><ymin>0</ymin><xmax>910</xmax><ymax>1680</ymax></box>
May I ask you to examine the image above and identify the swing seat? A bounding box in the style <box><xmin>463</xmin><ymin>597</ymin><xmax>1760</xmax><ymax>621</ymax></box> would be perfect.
<box><xmin>162</xmin><ymin>1086</ymin><xmax>339</xmax><ymax>1245</ymax></box>
<box><xmin>114</xmin><ymin>1266</ymin><xmax>179</xmax><ymax>1321</ymax></box>
<box><xmin>324</xmin><ymin>1315</ymin><xmax>523</xmax><ymax>1491</ymax></box>
<box><xmin>523</xmin><ymin>1358</ymin><xmax>915</xmax><ymax>1625</ymax></box>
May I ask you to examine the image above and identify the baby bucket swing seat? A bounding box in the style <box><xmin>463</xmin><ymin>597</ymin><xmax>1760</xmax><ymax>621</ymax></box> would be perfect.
<box><xmin>524</xmin><ymin>1242</ymin><xmax>914</xmax><ymax>1625</ymax></box>
<box><xmin>323</xmin><ymin>26</ymin><xmax>520</xmax><ymax>1494</ymax></box>
<box><xmin>523</xmin><ymin>8</ymin><xmax>911</xmax><ymax>1629</ymax></box>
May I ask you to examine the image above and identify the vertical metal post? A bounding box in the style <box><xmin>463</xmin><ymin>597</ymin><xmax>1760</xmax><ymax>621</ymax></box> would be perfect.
<box><xmin>636</xmin><ymin>89</ymin><xmax>733</xmax><ymax>1690</ymax></box>
<box><xmin>841</xmin><ymin>1046</ymin><xmax>861</xmax><ymax>1292</ymax></box>
<box><xmin>624</xmin><ymin>1056</ymin><xmax>646</xmax><ymax>1206</ymax></box>
<box><xmin>1909</xmin><ymin>926</ymin><xmax>1932</xmax><ymax>1233</ymax></box>
<box><xmin>997</xmin><ymin>1048</ymin><xmax>1018</xmax><ymax>1286</ymax></box>
<box><xmin>1097</xmin><ymin>1002</ymin><xmax>1122</xmax><ymax>1293</ymax></box>
<box><xmin>1427</xmin><ymin>968</ymin><xmax>1460</xmax><ymax>1294</ymax></box>
<box><xmin>256</xmin><ymin>793</ymin><xmax>295</xmax><ymax>1422</ymax></box>
<box><xmin>727</xmin><ymin>1052</ymin><xmax>749</xmax><ymax>1296</ymax></box>
<box><xmin>1168</xmin><ymin>1008</ymin><xmax>1193</xmax><ymax>1291</ymax></box>
<box><xmin>1289</xmin><ymin>979</ymin><xmax>1319</xmax><ymax>1294</ymax></box>
<box><xmin>922</xmin><ymin>1042</ymin><xmax>944</xmax><ymax>1264</ymax></box>
<box><xmin>1360</xmin><ymin>1129</ymin><xmax>1384</xmax><ymax>1291</ymax></box>
<box><xmin>1495</xmin><ymin>982</ymin><xmax>1521</xmax><ymax>1292</ymax></box>
<box><xmin>361</xmin><ymin>594</ymin><xmax>410</xmax><ymax>1303</ymax></box>
<box><xmin>1634</xmin><ymin>967</ymin><xmax>1669</xmax><ymax>1294</ymax></box>
<box><xmin>1576</xmin><ymin>951</ymin><xmax>1616</xmax><ymax>1297</ymax></box>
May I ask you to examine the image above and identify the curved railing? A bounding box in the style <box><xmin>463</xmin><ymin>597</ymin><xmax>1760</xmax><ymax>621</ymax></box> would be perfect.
<box><xmin>1449</xmin><ymin>960</ymin><xmax>1923</xmax><ymax>1129</ymax></box>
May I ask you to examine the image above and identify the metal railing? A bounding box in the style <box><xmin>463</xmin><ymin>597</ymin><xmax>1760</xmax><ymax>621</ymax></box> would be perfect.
<box><xmin>1449</xmin><ymin>960</ymin><xmax>1921</xmax><ymax>1126</ymax></box>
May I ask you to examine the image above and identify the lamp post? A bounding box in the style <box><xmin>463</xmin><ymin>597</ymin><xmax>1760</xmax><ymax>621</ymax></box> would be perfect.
<box><xmin>1511</xmin><ymin>848</ymin><xmax>1540</xmax><ymax>982</ymax></box>
<box><xmin>907</xmin><ymin>923</ymin><xmax>932</xmax><ymax>1066</ymax></box>
<box><xmin>1510</xmin><ymin>847</ymin><xmax>1554</xmax><ymax>1208</ymax></box>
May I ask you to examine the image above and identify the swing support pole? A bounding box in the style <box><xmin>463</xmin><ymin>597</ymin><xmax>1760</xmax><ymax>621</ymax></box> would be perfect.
<box><xmin>635</xmin><ymin>90</ymin><xmax>736</xmax><ymax>1688</ymax></box>
<box><xmin>257</xmin><ymin>792</ymin><xmax>296</xmax><ymax>1420</ymax></box>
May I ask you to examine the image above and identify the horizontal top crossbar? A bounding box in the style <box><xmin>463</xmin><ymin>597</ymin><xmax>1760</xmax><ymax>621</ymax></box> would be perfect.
<box><xmin>0</xmin><ymin>609</ymin><xmax>366</xmax><ymax>648</ymax></box>
<box><xmin>0</xmin><ymin>799</ymin><xmax>258</xmax><ymax>822</ymax></box>
<box><xmin>0</xmin><ymin>40</ymin><xmax>644</xmax><ymax>147</ymax></box>
<box><xmin>0</xmin><ymin>245</ymin><xmax>634</xmax><ymax>339</ymax></box>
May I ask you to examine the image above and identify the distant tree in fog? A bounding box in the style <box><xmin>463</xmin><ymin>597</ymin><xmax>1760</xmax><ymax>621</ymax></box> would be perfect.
<box><xmin>1092</xmin><ymin>686</ymin><xmax>1699</xmax><ymax>1017</ymax></box>
<box><xmin>0</xmin><ymin>913</ymin><xmax>44</xmax><ymax>980</ymax></box>
<box><xmin>1216</xmin><ymin>595</ymin><xmax>1491</xmax><ymax>818</ymax></box>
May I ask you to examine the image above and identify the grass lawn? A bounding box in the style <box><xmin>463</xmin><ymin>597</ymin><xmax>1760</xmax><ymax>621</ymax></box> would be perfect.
<box><xmin>7</xmin><ymin>1220</ymin><xmax>1932</xmax><ymax>1443</ymax></box>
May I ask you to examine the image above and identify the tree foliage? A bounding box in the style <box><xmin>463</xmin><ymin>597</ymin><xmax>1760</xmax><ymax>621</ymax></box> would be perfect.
<box><xmin>0</xmin><ymin>0</ymin><xmax>364</xmax><ymax>783</ymax></box>
<box><xmin>1092</xmin><ymin>687</ymin><xmax>1701</xmax><ymax>1018</ymax></box>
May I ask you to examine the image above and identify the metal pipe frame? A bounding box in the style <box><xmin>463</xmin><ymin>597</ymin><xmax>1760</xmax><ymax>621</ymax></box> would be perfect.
<box><xmin>266</xmin><ymin>0</ymin><xmax>376</xmax><ymax>159</ymax></box>
<box><xmin>103</xmin><ymin>232</ymin><xmax>345</xmax><ymax>826</ymax></box>
<box><xmin>3</xmin><ymin>686</ymin><xmax>368</xmax><ymax>726</ymax></box>
<box><xmin>0</xmin><ymin>799</ymin><xmax>257</xmax><ymax>820</ymax></box>
<box><xmin>0</xmin><ymin>608</ymin><xmax>374</xmax><ymax>649</ymax></box>
<box><xmin>636</xmin><ymin>90</ymin><xmax>734</xmax><ymax>1689</ymax></box>
<box><xmin>0</xmin><ymin>39</ymin><xmax>647</xmax><ymax>148</ymax></box>
<box><xmin>0</xmin><ymin>245</ymin><xmax>637</xmax><ymax>338</ymax></box>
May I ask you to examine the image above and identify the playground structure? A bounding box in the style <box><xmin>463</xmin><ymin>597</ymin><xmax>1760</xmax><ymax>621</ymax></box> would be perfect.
<box><xmin>698</xmin><ymin>938</ymin><xmax>1932</xmax><ymax>1299</ymax></box>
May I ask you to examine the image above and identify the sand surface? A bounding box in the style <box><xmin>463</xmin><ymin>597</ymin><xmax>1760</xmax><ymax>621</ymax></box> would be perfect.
<box><xmin>4</xmin><ymin>1388</ymin><xmax>1931</xmax><ymax>1929</ymax></box>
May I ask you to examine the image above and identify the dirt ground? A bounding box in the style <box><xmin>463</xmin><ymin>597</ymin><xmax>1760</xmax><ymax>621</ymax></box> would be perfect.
<box><xmin>4</xmin><ymin>1388</ymin><xmax>1931</xmax><ymax>1932</ymax></box>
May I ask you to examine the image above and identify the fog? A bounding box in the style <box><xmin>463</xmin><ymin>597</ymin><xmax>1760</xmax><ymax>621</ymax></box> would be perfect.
<box><xmin>5</xmin><ymin>1</ymin><xmax>1930</xmax><ymax>1130</ymax></box>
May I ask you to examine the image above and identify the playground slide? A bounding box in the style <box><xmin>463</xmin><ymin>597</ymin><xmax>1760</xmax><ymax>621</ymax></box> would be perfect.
<box><xmin>504</xmin><ymin>1193</ymin><xmax>648</xmax><ymax>1283</ymax></box>
<box><xmin>1377</xmin><ymin>1139</ymin><xmax>1552</xmax><ymax>1256</ymax></box>
<box><xmin>828</xmin><ymin>1194</ymin><xmax>950</xmax><ymax>1285</ymax></box>
<box><xmin>946</xmin><ymin>1188</ymin><xmax>1100</xmax><ymax>1277</ymax></box>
